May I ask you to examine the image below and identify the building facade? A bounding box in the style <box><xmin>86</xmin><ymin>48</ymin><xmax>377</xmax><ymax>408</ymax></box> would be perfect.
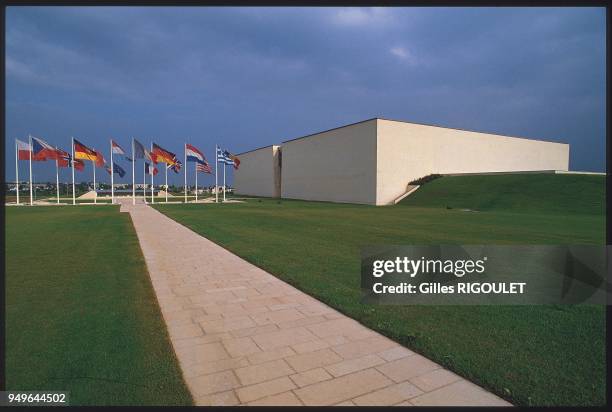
<box><xmin>235</xmin><ymin>118</ymin><xmax>570</xmax><ymax>206</ymax></box>
<box><xmin>233</xmin><ymin>145</ymin><xmax>281</xmax><ymax>198</ymax></box>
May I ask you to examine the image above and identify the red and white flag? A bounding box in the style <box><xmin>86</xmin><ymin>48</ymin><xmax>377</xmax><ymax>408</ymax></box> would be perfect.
<box><xmin>16</xmin><ymin>139</ymin><xmax>31</xmax><ymax>160</ymax></box>
<box><xmin>145</xmin><ymin>162</ymin><xmax>158</xmax><ymax>176</ymax></box>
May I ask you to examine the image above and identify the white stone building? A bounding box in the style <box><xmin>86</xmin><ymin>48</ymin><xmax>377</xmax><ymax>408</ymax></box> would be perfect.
<box><xmin>234</xmin><ymin>118</ymin><xmax>569</xmax><ymax>206</ymax></box>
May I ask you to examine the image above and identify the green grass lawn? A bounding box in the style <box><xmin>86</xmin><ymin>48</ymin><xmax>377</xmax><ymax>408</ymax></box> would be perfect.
<box><xmin>153</xmin><ymin>174</ymin><xmax>606</xmax><ymax>406</ymax></box>
<box><xmin>5</xmin><ymin>206</ymin><xmax>192</xmax><ymax>406</ymax></box>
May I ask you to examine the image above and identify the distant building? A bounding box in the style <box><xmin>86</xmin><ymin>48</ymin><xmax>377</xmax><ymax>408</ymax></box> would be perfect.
<box><xmin>234</xmin><ymin>117</ymin><xmax>569</xmax><ymax>206</ymax></box>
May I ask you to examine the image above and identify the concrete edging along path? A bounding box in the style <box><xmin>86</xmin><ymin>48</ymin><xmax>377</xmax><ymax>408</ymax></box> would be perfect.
<box><xmin>119</xmin><ymin>199</ymin><xmax>511</xmax><ymax>406</ymax></box>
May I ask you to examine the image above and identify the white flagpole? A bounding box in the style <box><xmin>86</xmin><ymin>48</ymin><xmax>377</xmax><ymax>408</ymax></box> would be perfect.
<box><xmin>132</xmin><ymin>138</ymin><xmax>135</xmax><ymax>205</ymax></box>
<box><xmin>93</xmin><ymin>156</ymin><xmax>97</xmax><ymax>204</ymax></box>
<box><xmin>195</xmin><ymin>162</ymin><xmax>198</xmax><ymax>202</ymax></box>
<box><xmin>184</xmin><ymin>143</ymin><xmax>187</xmax><ymax>203</ymax></box>
<box><xmin>29</xmin><ymin>134</ymin><xmax>33</xmax><ymax>206</ymax></box>
<box><xmin>55</xmin><ymin>147</ymin><xmax>60</xmax><ymax>204</ymax></box>
<box><xmin>111</xmin><ymin>140</ymin><xmax>115</xmax><ymax>204</ymax></box>
<box><xmin>215</xmin><ymin>145</ymin><xmax>218</xmax><ymax>203</ymax></box>
<box><xmin>165</xmin><ymin>163</ymin><xmax>168</xmax><ymax>203</ymax></box>
<box><xmin>143</xmin><ymin>161</ymin><xmax>146</xmax><ymax>202</ymax></box>
<box><xmin>223</xmin><ymin>162</ymin><xmax>226</xmax><ymax>202</ymax></box>
<box><xmin>71</xmin><ymin>137</ymin><xmax>76</xmax><ymax>205</ymax></box>
<box><xmin>151</xmin><ymin>143</ymin><xmax>155</xmax><ymax>204</ymax></box>
<box><xmin>15</xmin><ymin>140</ymin><xmax>20</xmax><ymax>205</ymax></box>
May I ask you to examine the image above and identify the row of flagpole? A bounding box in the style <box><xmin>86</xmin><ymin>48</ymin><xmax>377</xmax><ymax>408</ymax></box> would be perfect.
<box><xmin>13</xmin><ymin>135</ymin><xmax>237</xmax><ymax>206</ymax></box>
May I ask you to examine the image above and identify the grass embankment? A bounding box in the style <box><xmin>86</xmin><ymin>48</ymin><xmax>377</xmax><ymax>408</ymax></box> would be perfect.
<box><xmin>401</xmin><ymin>173</ymin><xmax>604</xmax><ymax>215</ymax></box>
<box><xmin>5</xmin><ymin>207</ymin><xmax>192</xmax><ymax>406</ymax></box>
<box><xmin>154</xmin><ymin>174</ymin><xmax>606</xmax><ymax>406</ymax></box>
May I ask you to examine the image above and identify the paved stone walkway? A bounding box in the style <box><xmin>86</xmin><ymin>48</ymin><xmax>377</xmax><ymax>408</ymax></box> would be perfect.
<box><xmin>120</xmin><ymin>199</ymin><xmax>511</xmax><ymax>406</ymax></box>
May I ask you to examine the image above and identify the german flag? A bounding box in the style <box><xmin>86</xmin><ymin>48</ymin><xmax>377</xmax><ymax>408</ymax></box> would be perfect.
<box><xmin>74</xmin><ymin>139</ymin><xmax>98</xmax><ymax>162</ymax></box>
<box><xmin>152</xmin><ymin>143</ymin><xmax>177</xmax><ymax>165</ymax></box>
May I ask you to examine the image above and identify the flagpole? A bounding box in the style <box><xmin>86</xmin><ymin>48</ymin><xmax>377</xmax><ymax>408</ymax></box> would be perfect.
<box><xmin>184</xmin><ymin>143</ymin><xmax>187</xmax><ymax>203</ymax></box>
<box><xmin>132</xmin><ymin>138</ymin><xmax>135</xmax><ymax>205</ymax></box>
<box><xmin>15</xmin><ymin>140</ymin><xmax>20</xmax><ymax>205</ymax></box>
<box><xmin>215</xmin><ymin>145</ymin><xmax>218</xmax><ymax>203</ymax></box>
<box><xmin>110</xmin><ymin>140</ymin><xmax>114</xmax><ymax>204</ymax></box>
<box><xmin>143</xmin><ymin>161</ymin><xmax>146</xmax><ymax>203</ymax></box>
<box><xmin>223</xmin><ymin>163</ymin><xmax>226</xmax><ymax>202</ymax></box>
<box><xmin>55</xmin><ymin>147</ymin><xmax>60</xmax><ymax>204</ymax></box>
<box><xmin>71</xmin><ymin>137</ymin><xmax>76</xmax><ymax>205</ymax></box>
<box><xmin>93</xmin><ymin>157</ymin><xmax>97</xmax><ymax>204</ymax></box>
<box><xmin>151</xmin><ymin>143</ymin><xmax>155</xmax><ymax>204</ymax></box>
<box><xmin>109</xmin><ymin>140</ymin><xmax>114</xmax><ymax>204</ymax></box>
<box><xmin>195</xmin><ymin>161</ymin><xmax>198</xmax><ymax>202</ymax></box>
<box><xmin>165</xmin><ymin>163</ymin><xmax>168</xmax><ymax>203</ymax></box>
<box><xmin>29</xmin><ymin>134</ymin><xmax>33</xmax><ymax>206</ymax></box>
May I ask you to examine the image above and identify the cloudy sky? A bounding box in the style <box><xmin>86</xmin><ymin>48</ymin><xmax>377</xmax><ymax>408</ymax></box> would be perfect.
<box><xmin>6</xmin><ymin>6</ymin><xmax>606</xmax><ymax>186</ymax></box>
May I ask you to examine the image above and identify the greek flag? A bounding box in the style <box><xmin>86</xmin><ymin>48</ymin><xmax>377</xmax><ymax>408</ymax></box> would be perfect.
<box><xmin>216</xmin><ymin>147</ymin><xmax>233</xmax><ymax>164</ymax></box>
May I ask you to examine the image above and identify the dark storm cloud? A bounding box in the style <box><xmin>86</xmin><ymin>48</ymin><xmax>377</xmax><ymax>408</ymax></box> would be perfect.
<box><xmin>5</xmin><ymin>6</ymin><xmax>605</xmax><ymax>185</ymax></box>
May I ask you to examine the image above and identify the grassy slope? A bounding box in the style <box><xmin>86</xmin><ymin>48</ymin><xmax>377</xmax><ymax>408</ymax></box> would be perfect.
<box><xmin>401</xmin><ymin>173</ymin><xmax>604</xmax><ymax>215</ymax></box>
<box><xmin>5</xmin><ymin>207</ymin><xmax>192</xmax><ymax>406</ymax></box>
<box><xmin>154</xmin><ymin>174</ymin><xmax>605</xmax><ymax>406</ymax></box>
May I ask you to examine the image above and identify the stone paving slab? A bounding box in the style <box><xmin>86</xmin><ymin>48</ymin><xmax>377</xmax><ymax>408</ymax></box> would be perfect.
<box><xmin>120</xmin><ymin>199</ymin><xmax>512</xmax><ymax>406</ymax></box>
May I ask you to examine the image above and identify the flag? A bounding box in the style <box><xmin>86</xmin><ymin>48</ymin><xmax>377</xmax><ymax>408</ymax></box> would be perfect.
<box><xmin>133</xmin><ymin>138</ymin><xmax>146</xmax><ymax>159</ymax></box>
<box><xmin>111</xmin><ymin>140</ymin><xmax>126</xmax><ymax>155</ymax></box>
<box><xmin>94</xmin><ymin>150</ymin><xmax>106</xmax><ymax>168</ymax></box>
<box><xmin>56</xmin><ymin>148</ymin><xmax>71</xmax><ymax>167</ymax></box>
<box><xmin>105</xmin><ymin>162</ymin><xmax>126</xmax><ymax>177</ymax></box>
<box><xmin>145</xmin><ymin>148</ymin><xmax>156</xmax><ymax>164</ymax></box>
<box><xmin>63</xmin><ymin>151</ymin><xmax>85</xmax><ymax>171</ymax></box>
<box><xmin>216</xmin><ymin>147</ymin><xmax>232</xmax><ymax>164</ymax></box>
<box><xmin>152</xmin><ymin>143</ymin><xmax>177</xmax><ymax>164</ymax></box>
<box><xmin>217</xmin><ymin>147</ymin><xmax>240</xmax><ymax>169</ymax></box>
<box><xmin>186</xmin><ymin>144</ymin><xmax>205</xmax><ymax>164</ymax></box>
<box><xmin>32</xmin><ymin>136</ymin><xmax>59</xmax><ymax>161</ymax></box>
<box><xmin>73</xmin><ymin>158</ymin><xmax>85</xmax><ymax>171</ymax></box>
<box><xmin>145</xmin><ymin>162</ymin><xmax>158</xmax><ymax>176</ymax></box>
<box><xmin>196</xmin><ymin>161</ymin><xmax>212</xmax><ymax>174</ymax></box>
<box><xmin>16</xmin><ymin>139</ymin><xmax>31</xmax><ymax>160</ymax></box>
<box><xmin>224</xmin><ymin>150</ymin><xmax>240</xmax><ymax>170</ymax></box>
<box><xmin>74</xmin><ymin>139</ymin><xmax>98</xmax><ymax>162</ymax></box>
<box><xmin>170</xmin><ymin>160</ymin><xmax>182</xmax><ymax>174</ymax></box>
<box><xmin>114</xmin><ymin>163</ymin><xmax>126</xmax><ymax>177</ymax></box>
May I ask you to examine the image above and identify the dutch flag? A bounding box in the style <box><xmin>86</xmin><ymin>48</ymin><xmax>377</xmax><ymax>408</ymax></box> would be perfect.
<box><xmin>111</xmin><ymin>140</ymin><xmax>126</xmax><ymax>155</ymax></box>
<box><xmin>186</xmin><ymin>144</ymin><xmax>205</xmax><ymax>164</ymax></box>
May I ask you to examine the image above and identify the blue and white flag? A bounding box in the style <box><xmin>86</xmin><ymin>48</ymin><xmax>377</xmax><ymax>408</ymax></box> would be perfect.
<box><xmin>216</xmin><ymin>147</ymin><xmax>233</xmax><ymax>164</ymax></box>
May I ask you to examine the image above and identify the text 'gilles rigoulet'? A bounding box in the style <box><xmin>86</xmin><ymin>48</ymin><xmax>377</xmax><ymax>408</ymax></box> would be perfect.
<box><xmin>371</xmin><ymin>257</ymin><xmax>526</xmax><ymax>295</ymax></box>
